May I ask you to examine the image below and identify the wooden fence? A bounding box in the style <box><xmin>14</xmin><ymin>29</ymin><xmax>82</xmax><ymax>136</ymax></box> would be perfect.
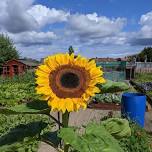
<box><xmin>135</xmin><ymin>68</ymin><xmax>152</xmax><ymax>73</ymax></box>
<box><xmin>135</xmin><ymin>62</ymin><xmax>152</xmax><ymax>73</ymax></box>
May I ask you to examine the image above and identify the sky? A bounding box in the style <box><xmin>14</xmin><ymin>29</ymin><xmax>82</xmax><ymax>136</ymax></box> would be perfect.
<box><xmin>0</xmin><ymin>0</ymin><xmax>152</xmax><ymax>60</ymax></box>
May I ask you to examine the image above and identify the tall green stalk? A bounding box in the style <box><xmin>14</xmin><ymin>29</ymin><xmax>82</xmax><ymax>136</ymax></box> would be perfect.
<box><xmin>62</xmin><ymin>111</ymin><xmax>70</xmax><ymax>152</ymax></box>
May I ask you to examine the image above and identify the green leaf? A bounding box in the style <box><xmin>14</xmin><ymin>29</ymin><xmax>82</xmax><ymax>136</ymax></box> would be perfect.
<box><xmin>0</xmin><ymin>100</ymin><xmax>50</xmax><ymax>115</ymax></box>
<box><xmin>58</xmin><ymin>124</ymin><xmax>124</xmax><ymax>152</ymax></box>
<box><xmin>58</xmin><ymin>128</ymin><xmax>87</xmax><ymax>152</ymax></box>
<box><xmin>41</xmin><ymin>131</ymin><xmax>60</xmax><ymax>148</ymax></box>
<box><xmin>101</xmin><ymin>118</ymin><xmax>131</xmax><ymax>139</ymax></box>
<box><xmin>98</xmin><ymin>80</ymin><xmax>129</xmax><ymax>93</ymax></box>
<box><xmin>0</xmin><ymin>121</ymin><xmax>47</xmax><ymax>148</ymax></box>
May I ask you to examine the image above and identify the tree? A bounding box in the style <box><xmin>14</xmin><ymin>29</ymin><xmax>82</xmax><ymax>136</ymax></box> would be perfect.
<box><xmin>68</xmin><ymin>46</ymin><xmax>74</xmax><ymax>55</ymax></box>
<box><xmin>0</xmin><ymin>34</ymin><xmax>19</xmax><ymax>65</ymax></box>
<box><xmin>127</xmin><ymin>47</ymin><xmax>152</xmax><ymax>62</ymax></box>
<box><xmin>138</xmin><ymin>47</ymin><xmax>152</xmax><ymax>62</ymax></box>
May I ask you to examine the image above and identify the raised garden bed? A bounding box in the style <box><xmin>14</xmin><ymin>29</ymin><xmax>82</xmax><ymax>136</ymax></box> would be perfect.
<box><xmin>87</xmin><ymin>92</ymin><xmax>121</xmax><ymax>110</ymax></box>
<box><xmin>88</xmin><ymin>102</ymin><xmax>121</xmax><ymax>110</ymax></box>
<box><xmin>130</xmin><ymin>80</ymin><xmax>152</xmax><ymax>111</ymax></box>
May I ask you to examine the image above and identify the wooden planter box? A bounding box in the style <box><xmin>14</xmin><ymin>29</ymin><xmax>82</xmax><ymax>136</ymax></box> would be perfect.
<box><xmin>88</xmin><ymin>102</ymin><xmax>121</xmax><ymax>111</ymax></box>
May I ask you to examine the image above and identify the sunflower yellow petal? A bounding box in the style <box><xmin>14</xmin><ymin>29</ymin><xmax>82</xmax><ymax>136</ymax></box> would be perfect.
<box><xmin>36</xmin><ymin>86</ymin><xmax>56</xmax><ymax>97</ymax></box>
<box><xmin>36</xmin><ymin>78</ymin><xmax>49</xmax><ymax>86</ymax></box>
<box><xmin>93</xmin><ymin>87</ymin><xmax>101</xmax><ymax>93</ymax></box>
<box><xmin>69</xmin><ymin>53</ymin><xmax>75</xmax><ymax>63</ymax></box>
<box><xmin>38</xmin><ymin>65</ymin><xmax>51</xmax><ymax>73</ymax></box>
<box><xmin>48</xmin><ymin>98</ymin><xmax>59</xmax><ymax>111</ymax></box>
<box><xmin>44</xmin><ymin>56</ymin><xmax>59</xmax><ymax>70</ymax></box>
<box><xmin>74</xmin><ymin>55</ymin><xmax>88</xmax><ymax>67</ymax></box>
<box><xmin>66</xmin><ymin>99</ymin><xmax>74</xmax><ymax>112</ymax></box>
<box><xmin>85</xmin><ymin>60</ymin><xmax>96</xmax><ymax>70</ymax></box>
<box><xmin>82</xmin><ymin>93</ymin><xmax>90</xmax><ymax>101</ymax></box>
<box><xmin>55</xmin><ymin>53</ymin><xmax>70</xmax><ymax>65</ymax></box>
<box><xmin>90</xmin><ymin>67</ymin><xmax>103</xmax><ymax>78</ymax></box>
<box><xmin>72</xmin><ymin>99</ymin><xmax>81</xmax><ymax>111</ymax></box>
<box><xmin>35</xmin><ymin>70</ymin><xmax>49</xmax><ymax>78</ymax></box>
<box><xmin>85</xmin><ymin>88</ymin><xmax>95</xmax><ymax>96</ymax></box>
<box><xmin>41</xmin><ymin>95</ymin><xmax>50</xmax><ymax>100</ymax></box>
<box><xmin>89</xmin><ymin>77</ymin><xmax>106</xmax><ymax>87</ymax></box>
<box><xmin>58</xmin><ymin>99</ymin><xmax>66</xmax><ymax>113</ymax></box>
<box><xmin>79</xmin><ymin>100</ymin><xmax>87</xmax><ymax>109</ymax></box>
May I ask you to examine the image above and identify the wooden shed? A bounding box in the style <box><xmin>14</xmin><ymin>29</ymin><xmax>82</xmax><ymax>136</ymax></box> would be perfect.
<box><xmin>2</xmin><ymin>59</ymin><xmax>39</xmax><ymax>77</ymax></box>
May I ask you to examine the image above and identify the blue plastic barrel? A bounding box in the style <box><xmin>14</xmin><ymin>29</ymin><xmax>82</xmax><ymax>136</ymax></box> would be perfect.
<box><xmin>121</xmin><ymin>92</ymin><xmax>146</xmax><ymax>127</ymax></box>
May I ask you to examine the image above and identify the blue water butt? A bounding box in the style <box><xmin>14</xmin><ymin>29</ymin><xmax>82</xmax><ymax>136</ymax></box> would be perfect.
<box><xmin>121</xmin><ymin>92</ymin><xmax>146</xmax><ymax>127</ymax></box>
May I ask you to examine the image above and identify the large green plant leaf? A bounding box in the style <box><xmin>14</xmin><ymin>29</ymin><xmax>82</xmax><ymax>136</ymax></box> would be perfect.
<box><xmin>0</xmin><ymin>121</ymin><xmax>48</xmax><ymax>151</ymax></box>
<box><xmin>0</xmin><ymin>100</ymin><xmax>50</xmax><ymax>115</ymax></box>
<box><xmin>101</xmin><ymin>118</ymin><xmax>131</xmax><ymax>139</ymax></box>
<box><xmin>58</xmin><ymin>124</ymin><xmax>124</xmax><ymax>152</ymax></box>
<box><xmin>41</xmin><ymin>131</ymin><xmax>60</xmax><ymax>148</ymax></box>
<box><xmin>98</xmin><ymin>80</ymin><xmax>129</xmax><ymax>93</ymax></box>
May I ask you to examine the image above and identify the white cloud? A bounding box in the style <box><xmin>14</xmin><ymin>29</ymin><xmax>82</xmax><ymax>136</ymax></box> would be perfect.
<box><xmin>0</xmin><ymin>0</ymin><xmax>69</xmax><ymax>33</ymax></box>
<box><xmin>9</xmin><ymin>31</ymin><xmax>57</xmax><ymax>46</ymax></box>
<box><xmin>66</xmin><ymin>13</ymin><xmax>127</xmax><ymax>39</ymax></box>
<box><xmin>27</xmin><ymin>5</ymin><xmax>70</xmax><ymax>27</ymax></box>
<box><xmin>0</xmin><ymin>0</ymin><xmax>38</xmax><ymax>33</ymax></box>
<box><xmin>130</xmin><ymin>11</ymin><xmax>152</xmax><ymax>45</ymax></box>
<box><xmin>139</xmin><ymin>11</ymin><xmax>152</xmax><ymax>38</ymax></box>
<box><xmin>140</xmin><ymin>11</ymin><xmax>152</xmax><ymax>26</ymax></box>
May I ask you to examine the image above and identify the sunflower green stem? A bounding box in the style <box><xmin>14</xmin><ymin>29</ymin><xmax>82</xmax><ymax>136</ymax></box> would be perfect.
<box><xmin>62</xmin><ymin>111</ymin><xmax>70</xmax><ymax>152</ymax></box>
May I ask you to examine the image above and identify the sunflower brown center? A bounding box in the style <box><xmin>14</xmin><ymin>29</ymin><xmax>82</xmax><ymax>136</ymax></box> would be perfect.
<box><xmin>49</xmin><ymin>65</ymin><xmax>90</xmax><ymax>98</ymax></box>
<box><xmin>60</xmin><ymin>72</ymin><xmax>79</xmax><ymax>88</ymax></box>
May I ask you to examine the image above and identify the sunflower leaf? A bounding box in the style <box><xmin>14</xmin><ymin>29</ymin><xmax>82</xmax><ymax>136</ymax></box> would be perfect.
<box><xmin>41</xmin><ymin>131</ymin><xmax>60</xmax><ymax>148</ymax></box>
<box><xmin>98</xmin><ymin>80</ymin><xmax>129</xmax><ymax>93</ymax></box>
<box><xmin>58</xmin><ymin>123</ymin><xmax>124</xmax><ymax>152</ymax></box>
<box><xmin>0</xmin><ymin>121</ymin><xmax>47</xmax><ymax>150</ymax></box>
<box><xmin>0</xmin><ymin>100</ymin><xmax>50</xmax><ymax>115</ymax></box>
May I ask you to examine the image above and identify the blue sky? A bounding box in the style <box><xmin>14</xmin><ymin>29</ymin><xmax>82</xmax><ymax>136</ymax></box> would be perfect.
<box><xmin>36</xmin><ymin>0</ymin><xmax>152</xmax><ymax>31</ymax></box>
<box><xmin>0</xmin><ymin>0</ymin><xmax>152</xmax><ymax>59</ymax></box>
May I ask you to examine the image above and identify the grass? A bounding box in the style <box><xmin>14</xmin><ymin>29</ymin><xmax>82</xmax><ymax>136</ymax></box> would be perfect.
<box><xmin>134</xmin><ymin>73</ymin><xmax>152</xmax><ymax>83</ymax></box>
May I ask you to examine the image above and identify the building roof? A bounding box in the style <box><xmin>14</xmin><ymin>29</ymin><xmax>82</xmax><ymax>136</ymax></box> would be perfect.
<box><xmin>18</xmin><ymin>59</ymin><xmax>39</xmax><ymax>67</ymax></box>
<box><xmin>91</xmin><ymin>57</ymin><xmax>127</xmax><ymax>62</ymax></box>
<box><xmin>3</xmin><ymin>59</ymin><xmax>39</xmax><ymax>67</ymax></box>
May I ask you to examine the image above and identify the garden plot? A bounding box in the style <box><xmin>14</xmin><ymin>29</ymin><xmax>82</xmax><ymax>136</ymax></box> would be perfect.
<box><xmin>88</xmin><ymin>80</ymin><xmax>133</xmax><ymax>110</ymax></box>
<box><xmin>0</xmin><ymin>72</ymin><xmax>54</xmax><ymax>152</ymax></box>
<box><xmin>139</xmin><ymin>82</ymin><xmax>152</xmax><ymax>91</ymax></box>
<box><xmin>132</xmin><ymin>73</ymin><xmax>152</xmax><ymax>110</ymax></box>
<box><xmin>0</xmin><ymin>71</ymin><xmax>151</xmax><ymax>152</ymax></box>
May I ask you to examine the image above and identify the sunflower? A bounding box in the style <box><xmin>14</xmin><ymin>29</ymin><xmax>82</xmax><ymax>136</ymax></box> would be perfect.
<box><xmin>35</xmin><ymin>53</ymin><xmax>105</xmax><ymax>113</ymax></box>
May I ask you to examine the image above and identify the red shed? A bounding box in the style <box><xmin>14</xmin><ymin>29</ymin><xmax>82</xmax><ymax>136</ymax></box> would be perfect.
<box><xmin>2</xmin><ymin>59</ymin><xmax>39</xmax><ymax>77</ymax></box>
